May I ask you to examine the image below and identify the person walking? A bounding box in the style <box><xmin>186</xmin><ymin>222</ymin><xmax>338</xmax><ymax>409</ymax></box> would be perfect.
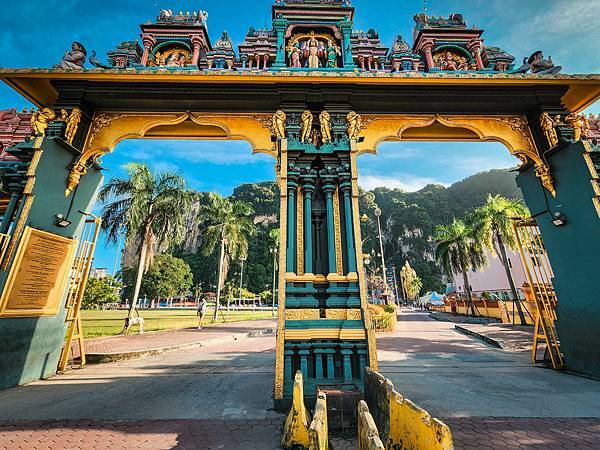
<box><xmin>197</xmin><ymin>298</ymin><xmax>207</xmax><ymax>330</ymax></box>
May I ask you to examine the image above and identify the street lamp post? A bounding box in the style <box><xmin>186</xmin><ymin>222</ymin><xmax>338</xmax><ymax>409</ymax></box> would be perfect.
<box><xmin>374</xmin><ymin>207</ymin><xmax>388</xmax><ymax>295</ymax></box>
<box><xmin>238</xmin><ymin>256</ymin><xmax>246</xmax><ymax>310</ymax></box>
<box><xmin>270</xmin><ymin>246</ymin><xmax>278</xmax><ymax>317</ymax></box>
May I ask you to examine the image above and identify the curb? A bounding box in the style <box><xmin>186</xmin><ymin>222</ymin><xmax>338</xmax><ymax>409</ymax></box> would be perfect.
<box><xmin>85</xmin><ymin>328</ymin><xmax>276</xmax><ymax>364</ymax></box>
<box><xmin>454</xmin><ymin>325</ymin><xmax>505</xmax><ymax>349</ymax></box>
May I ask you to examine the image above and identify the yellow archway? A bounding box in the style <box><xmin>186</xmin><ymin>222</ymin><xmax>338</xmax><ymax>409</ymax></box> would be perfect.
<box><xmin>355</xmin><ymin>114</ymin><xmax>555</xmax><ymax>196</ymax></box>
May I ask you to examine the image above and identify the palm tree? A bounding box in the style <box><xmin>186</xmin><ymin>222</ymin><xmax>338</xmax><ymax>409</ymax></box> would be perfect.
<box><xmin>470</xmin><ymin>194</ymin><xmax>529</xmax><ymax>325</ymax></box>
<box><xmin>435</xmin><ymin>219</ymin><xmax>487</xmax><ymax>316</ymax></box>
<box><xmin>199</xmin><ymin>193</ymin><xmax>255</xmax><ymax>320</ymax></box>
<box><xmin>100</xmin><ymin>163</ymin><xmax>192</xmax><ymax>321</ymax></box>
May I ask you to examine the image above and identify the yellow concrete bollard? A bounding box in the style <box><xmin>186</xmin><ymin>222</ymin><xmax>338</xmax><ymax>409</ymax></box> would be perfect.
<box><xmin>358</xmin><ymin>400</ymin><xmax>385</xmax><ymax>450</ymax></box>
<box><xmin>386</xmin><ymin>391</ymin><xmax>454</xmax><ymax>450</ymax></box>
<box><xmin>281</xmin><ymin>370</ymin><xmax>311</xmax><ymax>449</ymax></box>
<box><xmin>308</xmin><ymin>392</ymin><xmax>328</xmax><ymax>450</ymax></box>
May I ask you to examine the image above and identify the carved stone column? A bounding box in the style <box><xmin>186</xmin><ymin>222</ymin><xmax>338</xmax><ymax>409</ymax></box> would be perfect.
<box><xmin>468</xmin><ymin>41</ymin><xmax>484</xmax><ymax>70</ymax></box>
<box><xmin>322</xmin><ymin>178</ymin><xmax>338</xmax><ymax>276</ymax></box>
<box><xmin>422</xmin><ymin>40</ymin><xmax>435</xmax><ymax>70</ymax></box>
<box><xmin>286</xmin><ymin>174</ymin><xmax>298</xmax><ymax>274</ymax></box>
<box><xmin>340</xmin><ymin>177</ymin><xmax>358</xmax><ymax>275</ymax></box>
<box><xmin>339</xmin><ymin>19</ymin><xmax>356</xmax><ymax>68</ymax></box>
<box><xmin>191</xmin><ymin>35</ymin><xmax>204</xmax><ymax>66</ymax></box>
<box><xmin>273</xmin><ymin>17</ymin><xmax>289</xmax><ymax>68</ymax></box>
<box><xmin>140</xmin><ymin>34</ymin><xmax>156</xmax><ymax>66</ymax></box>
<box><xmin>301</xmin><ymin>174</ymin><xmax>316</xmax><ymax>277</ymax></box>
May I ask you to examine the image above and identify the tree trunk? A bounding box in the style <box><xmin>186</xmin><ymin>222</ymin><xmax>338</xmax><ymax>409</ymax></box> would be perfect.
<box><xmin>127</xmin><ymin>234</ymin><xmax>148</xmax><ymax>321</ymax></box>
<box><xmin>496</xmin><ymin>232</ymin><xmax>527</xmax><ymax>325</ymax></box>
<box><xmin>213</xmin><ymin>229</ymin><xmax>226</xmax><ymax>321</ymax></box>
<box><xmin>462</xmin><ymin>270</ymin><xmax>477</xmax><ymax>317</ymax></box>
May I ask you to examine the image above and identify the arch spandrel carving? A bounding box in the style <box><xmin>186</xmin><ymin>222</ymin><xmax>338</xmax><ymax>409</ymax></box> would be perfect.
<box><xmin>356</xmin><ymin>114</ymin><xmax>555</xmax><ymax>196</ymax></box>
<box><xmin>65</xmin><ymin>112</ymin><xmax>275</xmax><ymax>196</ymax></box>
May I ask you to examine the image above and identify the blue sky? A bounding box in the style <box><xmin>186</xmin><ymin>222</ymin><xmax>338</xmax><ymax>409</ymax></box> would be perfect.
<box><xmin>0</xmin><ymin>0</ymin><xmax>599</xmax><ymax>270</ymax></box>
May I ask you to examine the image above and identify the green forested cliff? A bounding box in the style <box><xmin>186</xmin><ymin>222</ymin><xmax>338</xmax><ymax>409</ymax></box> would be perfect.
<box><xmin>176</xmin><ymin>169</ymin><xmax>522</xmax><ymax>294</ymax></box>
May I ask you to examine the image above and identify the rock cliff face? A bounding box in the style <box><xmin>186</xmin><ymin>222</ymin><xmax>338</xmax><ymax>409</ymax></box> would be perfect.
<box><xmin>121</xmin><ymin>169</ymin><xmax>522</xmax><ymax>293</ymax></box>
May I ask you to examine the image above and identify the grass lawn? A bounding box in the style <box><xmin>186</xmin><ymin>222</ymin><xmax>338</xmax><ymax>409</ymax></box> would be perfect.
<box><xmin>81</xmin><ymin>309</ymin><xmax>274</xmax><ymax>339</ymax></box>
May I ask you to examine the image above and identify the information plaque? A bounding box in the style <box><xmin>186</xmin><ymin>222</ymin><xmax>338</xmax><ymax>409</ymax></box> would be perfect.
<box><xmin>0</xmin><ymin>227</ymin><xmax>77</xmax><ymax>317</ymax></box>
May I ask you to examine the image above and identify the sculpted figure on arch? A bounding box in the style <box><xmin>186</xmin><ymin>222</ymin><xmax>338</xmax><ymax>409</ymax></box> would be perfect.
<box><xmin>300</xmin><ymin>110</ymin><xmax>313</xmax><ymax>143</ymax></box>
<box><xmin>320</xmin><ymin>111</ymin><xmax>332</xmax><ymax>144</ymax></box>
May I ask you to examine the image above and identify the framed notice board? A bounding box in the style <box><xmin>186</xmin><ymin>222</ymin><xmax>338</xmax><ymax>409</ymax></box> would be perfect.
<box><xmin>0</xmin><ymin>227</ymin><xmax>77</xmax><ymax>317</ymax></box>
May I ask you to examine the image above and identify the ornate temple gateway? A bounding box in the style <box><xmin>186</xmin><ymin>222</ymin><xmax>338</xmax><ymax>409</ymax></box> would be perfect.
<box><xmin>0</xmin><ymin>0</ymin><xmax>599</xmax><ymax>412</ymax></box>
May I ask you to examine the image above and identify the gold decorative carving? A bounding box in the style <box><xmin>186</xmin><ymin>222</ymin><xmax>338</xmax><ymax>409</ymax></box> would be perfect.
<box><xmin>540</xmin><ymin>112</ymin><xmax>559</xmax><ymax>149</ymax></box>
<box><xmin>300</xmin><ymin>110</ymin><xmax>313</xmax><ymax>143</ymax></box>
<box><xmin>30</xmin><ymin>108</ymin><xmax>56</xmax><ymax>136</ymax></box>
<box><xmin>272</xmin><ymin>110</ymin><xmax>287</xmax><ymax>140</ymax></box>
<box><xmin>325</xmin><ymin>309</ymin><xmax>362</xmax><ymax>320</ymax></box>
<box><xmin>347</xmin><ymin>111</ymin><xmax>362</xmax><ymax>141</ymax></box>
<box><xmin>0</xmin><ymin>227</ymin><xmax>77</xmax><ymax>317</ymax></box>
<box><xmin>333</xmin><ymin>187</ymin><xmax>344</xmax><ymax>276</ymax></box>
<box><xmin>564</xmin><ymin>113</ymin><xmax>590</xmax><ymax>142</ymax></box>
<box><xmin>63</xmin><ymin>108</ymin><xmax>82</xmax><ymax>144</ymax></box>
<box><xmin>286</xmin><ymin>309</ymin><xmax>320</xmax><ymax>320</ymax></box>
<box><xmin>150</xmin><ymin>47</ymin><xmax>192</xmax><ymax>67</ymax></box>
<box><xmin>86</xmin><ymin>112</ymin><xmax>125</xmax><ymax>150</ymax></box>
<box><xmin>297</xmin><ymin>187</ymin><xmax>304</xmax><ymax>276</ymax></box>
<box><xmin>274</xmin><ymin>139</ymin><xmax>288</xmax><ymax>400</ymax></box>
<box><xmin>65</xmin><ymin>146</ymin><xmax>110</xmax><ymax>197</ymax></box>
<box><xmin>319</xmin><ymin>111</ymin><xmax>332</xmax><ymax>144</ymax></box>
<box><xmin>357</xmin><ymin>114</ymin><xmax>555</xmax><ymax>197</ymax></box>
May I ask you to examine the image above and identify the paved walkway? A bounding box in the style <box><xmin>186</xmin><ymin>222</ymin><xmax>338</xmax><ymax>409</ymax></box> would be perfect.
<box><xmin>378</xmin><ymin>309</ymin><xmax>600</xmax><ymax>449</ymax></box>
<box><xmin>74</xmin><ymin>319</ymin><xmax>277</xmax><ymax>362</ymax></box>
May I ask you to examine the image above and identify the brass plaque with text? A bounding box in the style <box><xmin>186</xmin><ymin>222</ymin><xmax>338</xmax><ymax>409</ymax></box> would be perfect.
<box><xmin>0</xmin><ymin>227</ymin><xmax>77</xmax><ymax>317</ymax></box>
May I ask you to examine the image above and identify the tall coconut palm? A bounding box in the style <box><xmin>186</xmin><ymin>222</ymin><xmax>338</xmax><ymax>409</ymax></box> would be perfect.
<box><xmin>470</xmin><ymin>194</ymin><xmax>529</xmax><ymax>324</ymax></box>
<box><xmin>435</xmin><ymin>219</ymin><xmax>487</xmax><ymax>316</ymax></box>
<box><xmin>100</xmin><ymin>163</ymin><xmax>192</xmax><ymax>321</ymax></box>
<box><xmin>199</xmin><ymin>193</ymin><xmax>255</xmax><ymax>320</ymax></box>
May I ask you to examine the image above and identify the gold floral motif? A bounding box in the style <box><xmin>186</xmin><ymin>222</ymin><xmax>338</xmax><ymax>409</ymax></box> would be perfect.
<box><xmin>333</xmin><ymin>187</ymin><xmax>344</xmax><ymax>275</ymax></box>
<box><xmin>297</xmin><ymin>187</ymin><xmax>304</xmax><ymax>275</ymax></box>
<box><xmin>65</xmin><ymin>147</ymin><xmax>110</xmax><ymax>197</ymax></box>
<box><xmin>87</xmin><ymin>113</ymin><xmax>124</xmax><ymax>149</ymax></box>
<box><xmin>275</xmin><ymin>139</ymin><xmax>288</xmax><ymax>400</ymax></box>
<box><xmin>325</xmin><ymin>309</ymin><xmax>362</xmax><ymax>320</ymax></box>
<box><xmin>64</xmin><ymin>108</ymin><xmax>82</xmax><ymax>145</ymax></box>
<box><xmin>286</xmin><ymin>309</ymin><xmax>320</xmax><ymax>320</ymax></box>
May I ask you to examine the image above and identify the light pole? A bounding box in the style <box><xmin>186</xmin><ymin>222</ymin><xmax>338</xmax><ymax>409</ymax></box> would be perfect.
<box><xmin>270</xmin><ymin>246</ymin><xmax>278</xmax><ymax>317</ymax></box>
<box><xmin>238</xmin><ymin>256</ymin><xmax>246</xmax><ymax>309</ymax></box>
<box><xmin>374</xmin><ymin>207</ymin><xmax>388</xmax><ymax>295</ymax></box>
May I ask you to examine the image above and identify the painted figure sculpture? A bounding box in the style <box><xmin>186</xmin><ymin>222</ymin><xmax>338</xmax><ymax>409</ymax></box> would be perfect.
<box><xmin>528</xmin><ymin>51</ymin><xmax>562</xmax><ymax>75</ymax></box>
<box><xmin>54</xmin><ymin>42</ymin><xmax>87</xmax><ymax>69</ymax></box>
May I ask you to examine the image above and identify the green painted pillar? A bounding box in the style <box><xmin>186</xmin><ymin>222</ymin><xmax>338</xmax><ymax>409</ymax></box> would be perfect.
<box><xmin>341</xmin><ymin>348</ymin><xmax>354</xmax><ymax>382</ymax></box>
<box><xmin>286</xmin><ymin>177</ymin><xmax>298</xmax><ymax>273</ymax></box>
<box><xmin>325</xmin><ymin>350</ymin><xmax>335</xmax><ymax>379</ymax></box>
<box><xmin>273</xmin><ymin>17</ymin><xmax>289</xmax><ymax>68</ymax></box>
<box><xmin>284</xmin><ymin>348</ymin><xmax>294</xmax><ymax>380</ymax></box>
<box><xmin>302</xmin><ymin>179</ymin><xmax>316</xmax><ymax>274</ymax></box>
<box><xmin>339</xmin><ymin>18</ymin><xmax>356</xmax><ymax>69</ymax></box>
<box><xmin>340</xmin><ymin>180</ymin><xmax>357</xmax><ymax>274</ymax></box>
<box><xmin>299</xmin><ymin>348</ymin><xmax>310</xmax><ymax>379</ymax></box>
<box><xmin>323</xmin><ymin>181</ymin><xmax>337</xmax><ymax>275</ymax></box>
<box><xmin>314</xmin><ymin>348</ymin><xmax>324</xmax><ymax>380</ymax></box>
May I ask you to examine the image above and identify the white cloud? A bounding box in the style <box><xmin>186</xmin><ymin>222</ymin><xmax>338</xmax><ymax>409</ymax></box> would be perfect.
<box><xmin>359</xmin><ymin>174</ymin><xmax>447</xmax><ymax>192</ymax></box>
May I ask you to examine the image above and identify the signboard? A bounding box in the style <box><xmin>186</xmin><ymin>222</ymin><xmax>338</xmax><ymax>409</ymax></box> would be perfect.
<box><xmin>0</xmin><ymin>227</ymin><xmax>77</xmax><ymax>317</ymax></box>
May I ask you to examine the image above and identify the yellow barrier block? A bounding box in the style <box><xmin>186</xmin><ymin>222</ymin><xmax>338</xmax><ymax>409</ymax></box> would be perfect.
<box><xmin>308</xmin><ymin>392</ymin><xmax>328</xmax><ymax>450</ymax></box>
<box><xmin>281</xmin><ymin>371</ymin><xmax>311</xmax><ymax>449</ymax></box>
<box><xmin>386</xmin><ymin>391</ymin><xmax>453</xmax><ymax>450</ymax></box>
<box><xmin>358</xmin><ymin>401</ymin><xmax>385</xmax><ymax>450</ymax></box>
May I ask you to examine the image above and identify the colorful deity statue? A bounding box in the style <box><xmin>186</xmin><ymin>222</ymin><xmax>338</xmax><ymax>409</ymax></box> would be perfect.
<box><xmin>325</xmin><ymin>40</ymin><xmax>340</xmax><ymax>68</ymax></box>
<box><xmin>54</xmin><ymin>42</ymin><xmax>87</xmax><ymax>69</ymax></box>
<box><xmin>305</xmin><ymin>32</ymin><xmax>322</xmax><ymax>69</ymax></box>
<box><xmin>528</xmin><ymin>51</ymin><xmax>562</xmax><ymax>75</ymax></box>
<box><xmin>289</xmin><ymin>43</ymin><xmax>302</xmax><ymax>68</ymax></box>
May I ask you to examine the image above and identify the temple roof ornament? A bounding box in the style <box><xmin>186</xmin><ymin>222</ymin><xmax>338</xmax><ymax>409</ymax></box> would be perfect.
<box><xmin>60</xmin><ymin>4</ymin><xmax>561</xmax><ymax>75</ymax></box>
